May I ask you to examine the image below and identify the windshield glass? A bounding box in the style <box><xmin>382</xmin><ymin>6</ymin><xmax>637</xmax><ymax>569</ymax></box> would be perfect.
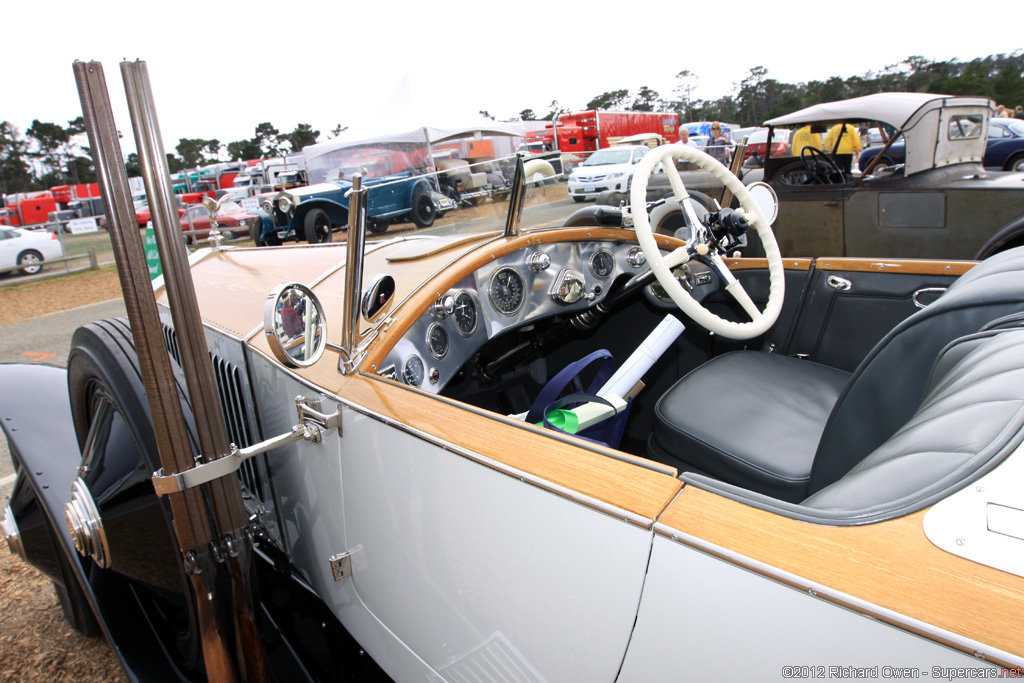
<box><xmin>582</xmin><ymin>149</ymin><xmax>632</xmax><ymax>166</ymax></box>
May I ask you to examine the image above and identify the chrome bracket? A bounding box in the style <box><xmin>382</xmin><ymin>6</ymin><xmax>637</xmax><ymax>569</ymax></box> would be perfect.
<box><xmin>826</xmin><ymin>275</ymin><xmax>852</xmax><ymax>291</ymax></box>
<box><xmin>330</xmin><ymin>551</ymin><xmax>352</xmax><ymax>582</ymax></box>
<box><xmin>152</xmin><ymin>396</ymin><xmax>341</xmax><ymax>496</ymax></box>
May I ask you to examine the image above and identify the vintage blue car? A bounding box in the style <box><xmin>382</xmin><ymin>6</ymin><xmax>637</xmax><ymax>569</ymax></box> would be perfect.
<box><xmin>256</xmin><ymin>171</ymin><xmax>456</xmax><ymax>245</ymax></box>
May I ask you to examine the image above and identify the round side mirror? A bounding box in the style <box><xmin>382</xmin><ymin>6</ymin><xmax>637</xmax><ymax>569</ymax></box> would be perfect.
<box><xmin>263</xmin><ymin>283</ymin><xmax>326</xmax><ymax>367</ymax></box>
<box><xmin>361</xmin><ymin>273</ymin><xmax>396</xmax><ymax>322</ymax></box>
<box><xmin>746</xmin><ymin>181</ymin><xmax>780</xmax><ymax>225</ymax></box>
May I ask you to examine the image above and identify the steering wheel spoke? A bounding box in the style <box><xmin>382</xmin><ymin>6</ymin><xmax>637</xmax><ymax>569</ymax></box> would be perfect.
<box><xmin>664</xmin><ymin>246</ymin><xmax>691</xmax><ymax>269</ymax></box>
<box><xmin>629</xmin><ymin>144</ymin><xmax>785</xmax><ymax>340</ymax></box>
<box><xmin>800</xmin><ymin>146</ymin><xmax>843</xmax><ymax>184</ymax></box>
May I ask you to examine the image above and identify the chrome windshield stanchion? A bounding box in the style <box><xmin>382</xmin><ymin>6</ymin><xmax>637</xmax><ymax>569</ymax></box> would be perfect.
<box><xmin>503</xmin><ymin>154</ymin><xmax>527</xmax><ymax>238</ymax></box>
<box><xmin>339</xmin><ymin>174</ymin><xmax>368</xmax><ymax>374</ymax></box>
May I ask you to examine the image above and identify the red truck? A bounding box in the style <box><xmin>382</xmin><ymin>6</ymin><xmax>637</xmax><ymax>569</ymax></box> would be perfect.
<box><xmin>0</xmin><ymin>193</ymin><xmax>58</xmax><ymax>227</ymax></box>
<box><xmin>527</xmin><ymin>111</ymin><xmax>680</xmax><ymax>154</ymax></box>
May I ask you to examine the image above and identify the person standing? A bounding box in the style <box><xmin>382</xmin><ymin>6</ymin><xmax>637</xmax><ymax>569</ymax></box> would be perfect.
<box><xmin>706</xmin><ymin>122</ymin><xmax>732</xmax><ymax>164</ymax></box>
<box><xmin>791</xmin><ymin>125</ymin><xmax>822</xmax><ymax>157</ymax></box>
<box><xmin>824</xmin><ymin>123</ymin><xmax>862</xmax><ymax>174</ymax></box>
<box><xmin>679</xmin><ymin>129</ymin><xmax>700</xmax><ymax>148</ymax></box>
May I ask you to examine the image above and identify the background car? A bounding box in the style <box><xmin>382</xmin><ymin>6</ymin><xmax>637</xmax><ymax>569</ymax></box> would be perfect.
<box><xmin>742</xmin><ymin>128</ymin><xmax>791</xmax><ymax>162</ymax></box>
<box><xmin>0</xmin><ymin>226</ymin><xmax>63</xmax><ymax>275</ymax></box>
<box><xmin>567</xmin><ymin>145</ymin><xmax>653</xmax><ymax>202</ymax></box>
<box><xmin>743</xmin><ymin>93</ymin><xmax>1024</xmax><ymax>260</ymax></box>
<box><xmin>179</xmin><ymin>201</ymin><xmax>262</xmax><ymax>243</ymax></box>
<box><xmin>259</xmin><ymin>170</ymin><xmax>455</xmax><ymax>244</ymax></box>
<box><xmin>984</xmin><ymin>117</ymin><xmax>1024</xmax><ymax>171</ymax></box>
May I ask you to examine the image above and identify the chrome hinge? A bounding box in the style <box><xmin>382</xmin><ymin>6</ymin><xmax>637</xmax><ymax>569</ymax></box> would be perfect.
<box><xmin>152</xmin><ymin>396</ymin><xmax>341</xmax><ymax>496</ymax></box>
<box><xmin>330</xmin><ymin>551</ymin><xmax>352</xmax><ymax>581</ymax></box>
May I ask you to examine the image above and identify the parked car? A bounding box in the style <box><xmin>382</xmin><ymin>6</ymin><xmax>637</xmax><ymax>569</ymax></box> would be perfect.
<box><xmin>258</xmin><ymin>171</ymin><xmax>456</xmax><ymax>244</ymax></box>
<box><xmin>8</xmin><ymin>135</ymin><xmax>1024</xmax><ymax>682</ymax></box>
<box><xmin>567</xmin><ymin>144</ymin><xmax>657</xmax><ymax>202</ymax></box>
<box><xmin>178</xmin><ymin>201</ymin><xmax>263</xmax><ymax>243</ymax></box>
<box><xmin>742</xmin><ymin>128</ymin><xmax>790</xmax><ymax>162</ymax></box>
<box><xmin>741</xmin><ymin>92</ymin><xmax>1024</xmax><ymax>260</ymax></box>
<box><xmin>0</xmin><ymin>226</ymin><xmax>63</xmax><ymax>275</ymax></box>
<box><xmin>983</xmin><ymin>117</ymin><xmax>1024</xmax><ymax>171</ymax></box>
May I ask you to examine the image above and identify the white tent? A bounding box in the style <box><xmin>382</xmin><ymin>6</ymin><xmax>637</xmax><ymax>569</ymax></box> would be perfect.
<box><xmin>302</xmin><ymin>121</ymin><xmax>526</xmax><ymax>183</ymax></box>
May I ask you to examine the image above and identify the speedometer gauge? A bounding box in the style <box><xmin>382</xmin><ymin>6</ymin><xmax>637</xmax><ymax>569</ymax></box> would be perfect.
<box><xmin>453</xmin><ymin>292</ymin><xmax>477</xmax><ymax>336</ymax></box>
<box><xmin>427</xmin><ymin>323</ymin><xmax>449</xmax><ymax>359</ymax></box>
<box><xmin>403</xmin><ymin>355</ymin><xmax>425</xmax><ymax>387</ymax></box>
<box><xmin>488</xmin><ymin>267</ymin><xmax>525</xmax><ymax>316</ymax></box>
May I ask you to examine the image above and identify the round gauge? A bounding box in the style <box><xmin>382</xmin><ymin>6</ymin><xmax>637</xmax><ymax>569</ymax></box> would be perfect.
<box><xmin>453</xmin><ymin>292</ymin><xmax>478</xmax><ymax>337</ymax></box>
<box><xmin>590</xmin><ymin>250</ymin><xmax>615</xmax><ymax>278</ymax></box>
<box><xmin>426</xmin><ymin>323</ymin><xmax>449</xmax><ymax>359</ymax></box>
<box><xmin>403</xmin><ymin>355</ymin><xmax>425</xmax><ymax>387</ymax></box>
<box><xmin>488</xmin><ymin>267</ymin><xmax>526</xmax><ymax>316</ymax></box>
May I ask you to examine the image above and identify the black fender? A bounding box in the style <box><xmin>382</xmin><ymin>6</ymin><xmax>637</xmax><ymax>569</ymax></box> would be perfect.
<box><xmin>1</xmin><ymin>364</ymin><xmax>84</xmax><ymax>583</ymax></box>
<box><xmin>975</xmin><ymin>214</ymin><xmax>1024</xmax><ymax>260</ymax></box>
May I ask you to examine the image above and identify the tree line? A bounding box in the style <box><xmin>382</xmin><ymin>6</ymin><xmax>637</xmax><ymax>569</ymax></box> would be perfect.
<box><xmin>2</xmin><ymin>52</ymin><xmax>1022</xmax><ymax>196</ymax></box>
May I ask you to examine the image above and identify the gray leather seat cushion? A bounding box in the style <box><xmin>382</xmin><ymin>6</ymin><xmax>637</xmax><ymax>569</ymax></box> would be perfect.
<box><xmin>804</xmin><ymin>327</ymin><xmax>1024</xmax><ymax>513</ymax></box>
<box><xmin>650</xmin><ymin>352</ymin><xmax>849</xmax><ymax>502</ymax></box>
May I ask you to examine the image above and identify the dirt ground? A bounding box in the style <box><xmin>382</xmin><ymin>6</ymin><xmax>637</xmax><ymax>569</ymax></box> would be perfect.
<box><xmin>0</xmin><ymin>267</ymin><xmax>123</xmax><ymax>327</ymax></box>
<box><xmin>0</xmin><ymin>552</ymin><xmax>127</xmax><ymax>682</ymax></box>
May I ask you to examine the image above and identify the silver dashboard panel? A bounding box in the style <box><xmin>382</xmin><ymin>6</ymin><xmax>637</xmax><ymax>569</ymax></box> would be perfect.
<box><xmin>382</xmin><ymin>240</ymin><xmax>649</xmax><ymax>394</ymax></box>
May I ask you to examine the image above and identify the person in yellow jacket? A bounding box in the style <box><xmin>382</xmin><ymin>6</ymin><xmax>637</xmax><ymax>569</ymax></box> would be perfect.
<box><xmin>824</xmin><ymin>123</ymin><xmax>862</xmax><ymax>174</ymax></box>
<box><xmin>791</xmin><ymin>125</ymin><xmax>822</xmax><ymax>158</ymax></box>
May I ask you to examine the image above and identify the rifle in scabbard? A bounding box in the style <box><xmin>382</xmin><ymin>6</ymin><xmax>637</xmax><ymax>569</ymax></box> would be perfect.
<box><xmin>74</xmin><ymin>60</ymin><xmax>269</xmax><ymax>683</ymax></box>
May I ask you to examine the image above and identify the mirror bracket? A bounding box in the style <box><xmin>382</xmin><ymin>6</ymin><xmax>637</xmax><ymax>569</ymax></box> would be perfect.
<box><xmin>153</xmin><ymin>395</ymin><xmax>339</xmax><ymax>496</ymax></box>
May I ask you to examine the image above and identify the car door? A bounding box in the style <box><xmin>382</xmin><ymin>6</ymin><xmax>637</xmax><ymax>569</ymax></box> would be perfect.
<box><xmin>255</xmin><ymin>362</ymin><xmax>680</xmax><ymax>683</ymax></box>
<box><xmin>762</xmin><ymin>157</ymin><xmax>845</xmax><ymax>257</ymax></box>
<box><xmin>0</xmin><ymin>229</ymin><xmax>14</xmax><ymax>271</ymax></box>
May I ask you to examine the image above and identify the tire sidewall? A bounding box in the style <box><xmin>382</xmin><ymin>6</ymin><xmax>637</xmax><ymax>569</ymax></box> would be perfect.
<box><xmin>411</xmin><ymin>193</ymin><xmax>436</xmax><ymax>228</ymax></box>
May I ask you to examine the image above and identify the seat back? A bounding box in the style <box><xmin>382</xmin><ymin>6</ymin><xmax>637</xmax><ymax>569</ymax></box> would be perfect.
<box><xmin>808</xmin><ymin>247</ymin><xmax>1024</xmax><ymax>495</ymax></box>
<box><xmin>804</xmin><ymin>324</ymin><xmax>1024</xmax><ymax>512</ymax></box>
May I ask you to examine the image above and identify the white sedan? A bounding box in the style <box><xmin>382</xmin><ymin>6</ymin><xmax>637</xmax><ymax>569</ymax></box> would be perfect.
<box><xmin>0</xmin><ymin>227</ymin><xmax>64</xmax><ymax>276</ymax></box>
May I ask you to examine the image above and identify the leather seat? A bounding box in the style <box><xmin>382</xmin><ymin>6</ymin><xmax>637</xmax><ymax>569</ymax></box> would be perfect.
<box><xmin>648</xmin><ymin>247</ymin><xmax>1024</xmax><ymax>503</ymax></box>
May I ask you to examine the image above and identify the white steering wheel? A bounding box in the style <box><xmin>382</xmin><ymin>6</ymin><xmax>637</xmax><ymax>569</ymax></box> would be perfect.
<box><xmin>630</xmin><ymin>144</ymin><xmax>785</xmax><ymax>340</ymax></box>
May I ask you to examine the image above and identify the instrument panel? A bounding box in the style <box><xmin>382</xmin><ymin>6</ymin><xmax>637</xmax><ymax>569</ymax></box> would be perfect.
<box><xmin>379</xmin><ymin>240</ymin><xmax>653</xmax><ymax>393</ymax></box>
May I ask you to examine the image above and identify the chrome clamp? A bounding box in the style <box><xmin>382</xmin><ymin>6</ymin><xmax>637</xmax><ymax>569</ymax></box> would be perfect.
<box><xmin>152</xmin><ymin>396</ymin><xmax>340</xmax><ymax>496</ymax></box>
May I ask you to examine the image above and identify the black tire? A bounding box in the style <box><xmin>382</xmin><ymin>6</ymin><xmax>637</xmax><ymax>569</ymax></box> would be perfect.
<box><xmin>17</xmin><ymin>249</ymin><xmax>43</xmax><ymax>275</ymax></box>
<box><xmin>1005</xmin><ymin>153</ymin><xmax>1024</xmax><ymax>173</ymax></box>
<box><xmin>67</xmin><ymin>318</ymin><xmax>203</xmax><ymax>676</ymax></box>
<box><xmin>367</xmin><ymin>219</ymin><xmax>390</xmax><ymax>234</ymax></box>
<box><xmin>573</xmin><ymin>196</ymin><xmax>587</xmax><ymax>203</ymax></box>
<box><xmin>303</xmin><ymin>208</ymin><xmax>332</xmax><ymax>243</ymax></box>
<box><xmin>410</xmin><ymin>192</ymin><xmax>436</xmax><ymax>228</ymax></box>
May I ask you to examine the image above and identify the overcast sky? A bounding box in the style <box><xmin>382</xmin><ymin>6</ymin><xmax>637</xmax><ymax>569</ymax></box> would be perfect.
<box><xmin>4</xmin><ymin>1</ymin><xmax>1020</xmax><ymax>158</ymax></box>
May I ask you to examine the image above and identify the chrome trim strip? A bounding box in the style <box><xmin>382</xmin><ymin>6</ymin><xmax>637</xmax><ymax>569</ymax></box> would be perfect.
<box><xmin>247</xmin><ymin>346</ymin><xmax>657</xmax><ymax>529</ymax></box>
<box><xmin>656</xmin><ymin>524</ymin><xmax>1023</xmax><ymax>668</ymax></box>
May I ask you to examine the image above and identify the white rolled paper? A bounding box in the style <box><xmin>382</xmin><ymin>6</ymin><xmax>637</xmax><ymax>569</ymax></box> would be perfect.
<box><xmin>597</xmin><ymin>314</ymin><xmax>685</xmax><ymax>400</ymax></box>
